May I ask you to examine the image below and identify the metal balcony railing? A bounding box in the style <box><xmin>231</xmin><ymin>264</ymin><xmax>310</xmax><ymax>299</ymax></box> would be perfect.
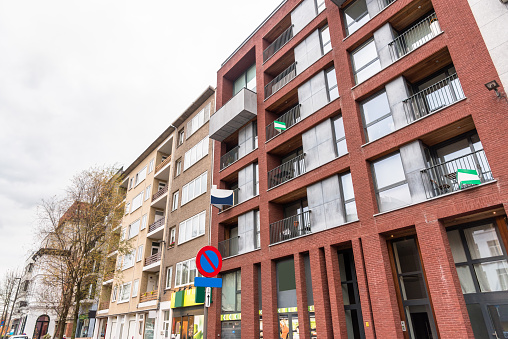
<box><xmin>219</xmin><ymin>188</ymin><xmax>240</xmax><ymax>212</ymax></box>
<box><xmin>144</xmin><ymin>252</ymin><xmax>162</xmax><ymax>266</ymax></box>
<box><xmin>421</xmin><ymin>150</ymin><xmax>493</xmax><ymax>199</ymax></box>
<box><xmin>265</xmin><ymin>62</ymin><xmax>297</xmax><ymax>99</ymax></box>
<box><xmin>263</xmin><ymin>25</ymin><xmax>294</xmax><ymax>63</ymax></box>
<box><xmin>152</xmin><ymin>186</ymin><xmax>168</xmax><ymax>201</ymax></box>
<box><xmin>139</xmin><ymin>290</ymin><xmax>158</xmax><ymax>303</ymax></box>
<box><xmin>389</xmin><ymin>12</ymin><xmax>441</xmax><ymax>62</ymax></box>
<box><xmin>220</xmin><ymin>146</ymin><xmax>240</xmax><ymax>170</ymax></box>
<box><xmin>403</xmin><ymin>73</ymin><xmax>465</xmax><ymax>123</ymax></box>
<box><xmin>218</xmin><ymin>236</ymin><xmax>240</xmax><ymax>258</ymax></box>
<box><xmin>155</xmin><ymin>156</ymin><xmax>171</xmax><ymax>173</ymax></box>
<box><xmin>148</xmin><ymin>218</ymin><xmax>164</xmax><ymax>233</ymax></box>
<box><xmin>268</xmin><ymin>154</ymin><xmax>306</xmax><ymax>189</ymax></box>
<box><xmin>265</xmin><ymin>105</ymin><xmax>301</xmax><ymax>141</ymax></box>
<box><xmin>270</xmin><ymin>211</ymin><xmax>311</xmax><ymax>245</ymax></box>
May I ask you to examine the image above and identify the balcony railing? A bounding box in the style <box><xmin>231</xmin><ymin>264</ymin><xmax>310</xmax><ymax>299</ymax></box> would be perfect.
<box><xmin>264</xmin><ymin>62</ymin><xmax>297</xmax><ymax>99</ymax></box>
<box><xmin>270</xmin><ymin>211</ymin><xmax>311</xmax><ymax>245</ymax></box>
<box><xmin>219</xmin><ymin>188</ymin><xmax>240</xmax><ymax>212</ymax></box>
<box><xmin>155</xmin><ymin>156</ymin><xmax>171</xmax><ymax>173</ymax></box>
<box><xmin>148</xmin><ymin>218</ymin><xmax>164</xmax><ymax>233</ymax></box>
<box><xmin>268</xmin><ymin>154</ymin><xmax>306</xmax><ymax>189</ymax></box>
<box><xmin>266</xmin><ymin>105</ymin><xmax>301</xmax><ymax>141</ymax></box>
<box><xmin>389</xmin><ymin>12</ymin><xmax>441</xmax><ymax>62</ymax></box>
<box><xmin>139</xmin><ymin>290</ymin><xmax>158</xmax><ymax>303</ymax></box>
<box><xmin>403</xmin><ymin>73</ymin><xmax>465</xmax><ymax>123</ymax></box>
<box><xmin>144</xmin><ymin>252</ymin><xmax>162</xmax><ymax>266</ymax></box>
<box><xmin>378</xmin><ymin>0</ymin><xmax>396</xmax><ymax>11</ymax></box>
<box><xmin>220</xmin><ymin>146</ymin><xmax>240</xmax><ymax>170</ymax></box>
<box><xmin>421</xmin><ymin>150</ymin><xmax>493</xmax><ymax>199</ymax></box>
<box><xmin>99</xmin><ymin>301</ymin><xmax>110</xmax><ymax>310</ymax></box>
<box><xmin>152</xmin><ymin>186</ymin><xmax>168</xmax><ymax>201</ymax></box>
<box><xmin>218</xmin><ymin>236</ymin><xmax>240</xmax><ymax>258</ymax></box>
<box><xmin>263</xmin><ymin>25</ymin><xmax>294</xmax><ymax>63</ymax></box>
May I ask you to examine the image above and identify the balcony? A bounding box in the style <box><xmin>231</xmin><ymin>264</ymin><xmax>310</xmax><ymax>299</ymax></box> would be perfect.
<box><xmin>221</xmin><ymin>146</ymin><xmax>240</xmax><ymax>170</ymax></box>
<box><xmin>102</xmin><ymin>271</ymin><xmax>114</xmax><ymax>285</ymax></box>
<box><xmin>266</xmin><ymin>105</ymin><xmax>301</xmax><ymax>141</ymax></box>
<box><xmin>263</xmin><ymin>25</ymin><xmax>294</xmax><ymax>63</ymax></box>
<box><xmin>270</xmin><ymin>211</ymin><xmax>311</xmax><ymax>245</ymax></box>
<box><xmin>264</xmin><ymin>62</ymin><xmax>297</xmax><ymax>99</ymax></box>
<box><xmin>209</xmin><ymin>88</ymin><xmax>257</xmax><ymax>142</ymax></box>
<box><xmin>139</xmin><ymin>290</ymin><xmax>158</xmax><ymax>303</ymax></box>
<box><xmin>420</xmin><ymin>150</ymin><xmax>493</xmax><ymax>199</ymax></box>
<box><xmin>154</xmin><ymin>155</ymin><xmax>171</xmax><ymax>180</ymax></box>
<box><xmin>143</xmin><ymin>252</ymin><xmax>162</xmax><ymax>272</ymax></box>
<box><xmin>99</xmin><ymin>301</ymin><xmax>110</xmax><ymax>311</ymax></box>
<box><xmin>218</xmin><ymin>236</ymin><xmax>239</xmax><ymax>258</ymax></box>
<box><xmin>389</xmin><ymin>12</ymin><xmax>441</xmax><ymax>62</ymax></box>
<box><xmin>268</xmin><ymin>154</ymin><xmax>306</xmax><ymax>189</ymax></box>
<box><xmin>151</xmin><ymin>186</ymin><xmax>168</xmax><ymax>209</ymax></box>
<box><xmin>403</xmin><ymin>74</ymin><xmax>465</xmax><ymax>123</ymax></box>
<box><xmin>147</xmin><ymin>218</ymin><xmax>165</xmax><ymax>239</ymax></box>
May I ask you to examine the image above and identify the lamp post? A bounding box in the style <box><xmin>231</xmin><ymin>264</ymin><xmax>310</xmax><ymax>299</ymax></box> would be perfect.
<box><xmin>4</xmin><ymin>278</ymin><xmax>21</xmax><ymax>339</ymax></box>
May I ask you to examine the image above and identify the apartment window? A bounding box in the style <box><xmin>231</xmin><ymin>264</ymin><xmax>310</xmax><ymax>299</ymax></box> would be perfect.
<box><xmin>332</xmin><ymin>116</ymin><xmax>347</xmax><ymax>157</ymax></box>
<box><xmin>112</xmin><ymin>286</ymin><xmax>117</xmax><ymax>302</ymax></box>
<box><xmin>130</xmin><ymin>192</ymin><xmax>143</xmax><ymax>213</ymax></box>
<box><xmin>118</xmin><ymin>282</ymin><xmax>131</xmax><ymax>303</ymax></box>
<box><xmin>315</xmin><ymin>0</ymin><xmax>326</xmax><ymax>14</ymax></box>
<box><xmin>148</xmin><ymin>159</ymin><xmax>155</xmax><ymax>174</ymax></box>
<box><xmin>116</xmin><ymin>255</ymin><xmax>122</xmax><ymax>270</ymax></box>
<box><xmin>254</xmin><ymin>163</ymin><xmax>259</xmax><ymax>196</ymax></box>
<box><xmin>120</xmin><ymin>228</ymin><xmax>126</xmax><ymax>241</ymax></box>
<box><xmin>122</xmin><ymin>250</ymin><xmax>135</xmax><ymax>270</ymax></box>
<box><xmin>165</xmin><ymin>266</ymin><xmax>173</xmax><ymax>289</ymax></box>
<box><xmin>132</xmin><ymin>279</ymin><xmax>139</xmax><ymax>298</ymax></box>
<box><xmin>172</xmin><ymin>191</ymin><xmax>179</xmax><ymax>211</ymax></box>
<box><xmin>136</xmin><ymin>245</ymin><xmax>143</xmax><ymax>262</ymax></box>
<box><xmin>178</xmin><ymin>211</ymin><xmax>206</xmax><ymax>244</ymax></box>
<box><xmin>175</xmin><ymin>158</ymin><xmax>182</xmax><ymax>177</ymax></box>
<box><xmin>233</xmin><ymin>64</ymin><xmax>256</xmax><ymax>96</ymax></box>
<box><xmin>27</xmin><ymin>263</ymin><xmax>33</xmax><ymax>273</ymax></box>
<box><xmin>352</xmin><ymin>38</ymin><xmax>381</xmax><ymax>84</ymax></box>
<box><xmin>141</xmin><ymin>214</ymin><xmax>147</xmax><ymax>230</ymax></box>
<box><xmin>187</xmin><ymin>104</ymin><xmax>211</xmax><ymax>138</ymax></box>
<box><xmin>320</xmin><ymin>25</ymin><xmax>332</xmax><ymax>54</ymax></box>
<box><xmin>175</xmin><ymin>258</ymin><xmax>200</xmax><ymax>287</ymax></box>
<box><xmin>128</xmin><ymin>219</ymin><xmax>140</xmax><ymax>239</ymax></box>
<box><xmin>158</xmin><ymin>181</ymin><xmax>166</xmax><ymax>191</ymax></box>
<box><xmin>144</xmin><ymin>185</ymin><xmax>151</xmax><ymax>201</ymax></box>
<box><xmin>325</xmin><ymin>67</ymin><xmax>339</xmax><ymax>101</ymax></box>
<box><xmin>169</xmin><ymin>227</ymin><xmax>176</xmax><ymax>246</ymax></box>
<box><xmin>129</xmin><ymin>178</ymin><xmax>134</xmax><ymax>190</ymax></box>
<box><xmin>22</xmin><ymin>280</ymin><xmax>30</xmax><ymax>292</ymax></box>
<box><xmin>361</xmin><ymin>90</ymin><xmax>394</xmax><ymax>142</ymax></box>
<box><xmin>184</xmin><ymin>136</ymin><xmax>209</xmax><ymax>170</ymax></box>
<box><xmin>125</xmin><ymin>203</ymin><xmax>130</xmax><ymax>215</ymax></box>
<box><xmin>372</xmin><ymin>152</ymin><xmax>411</xmax><ymax>212</ymax></box>
<box><xmin>178</xmin><ymin>129</ymin><xmax>185</xmax><ymax>146</ymax></box>
<box><xmin>253</xmin><ymin>121</ymin><xmax>258</xmax><ymax>149</ymax></box>
<box><xmin>344</xmin><ymin>0</ymin><xmax>370</xmax><ymax>36</ymax></box>
<box><xmin>255</xmin><ymin>210</ymin><xmax>260</xmax><ymax>249</ymax></box>
<box><xmin>134</xmin><ymin>166</ymin><xmax>147</xmax><ymax>187</ymax></box>
<box><xmin>340</xmin><ymin>172</ymin><xmax>358</xmax><ymax>222</ymax></box>
<box><xmin>181</xmin><ymin>172</ymin><xmax>207</xmax><ymax>205</ymax></box>
<box><xmin>222</xmin><ymin>271</ymin><xmax>241</xmax><ymax>313</ymax></box>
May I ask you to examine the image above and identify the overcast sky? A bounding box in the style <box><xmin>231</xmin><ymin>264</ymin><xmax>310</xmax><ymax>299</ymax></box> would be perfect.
<box><xmin>0</xmin><ymin>0</ymin><xmax>280</xmax><ymax>278</ymax></box>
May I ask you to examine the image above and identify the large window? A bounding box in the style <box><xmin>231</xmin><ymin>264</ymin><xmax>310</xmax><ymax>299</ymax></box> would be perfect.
<box><xmin>128</xmin><ymin>219</ymin><xmax>140</xmax><ymax>239</ymax></box>
<box><xmin>187</xmin><ymin>104</ymin><xmax>211</xmax><ymax>138</ymax></box>
<box><xmin>178</xmin><ymin>211</ymin><xmax>206</xmax><ymax>244</ymax></box>
<box><xmin>181</xmin><ymin>172</ymin><xmax>208</xmax><ymax>205</ymax></box>
<box><xmin>320</xmin><ymin>25</ymin><xmax>332</xmax><ymax>54</ymax></box>
<box><xmin>351</xmin><ymin>38</ymin><xmax>381</xmax><ymax>84</ymax></box>
<box><xmin>165</xmin><ymin>266</ymin><xmax>173</xmax><ymax>289</ymax></box>
<box><xmin>361</xmin><ymin>90</ymin><xmax>394</xmax><ymax>142</ymax></box>
<box><xmin>325</xmin><ymin>67</ymin><xmax>339</xmax><ymax>101</ymax></box>
<box><xmin>222</xmin><ymin>271</ymin><xmax>241</xmax><ymax>313</ymax></box>
<box><xmin>372</xmin><ymin>152</ymin><xmax>411</xmax><ymax>212</ymax></box>
<box><xmin>233</xmin><ymin>64</ymin><xmax>256</xmax><ymax>96</ymax></box>
<box><xmin>118</xmin><ymin>282</ymin><xmax>131</xmax><ymax>303</ymax></box>
<box><xmin>332</xmin><ymin>116</ymin><xmax>347</xmax><ymax>157</ymax></box>
<box><xmin>344</xmin><ymin>0</ymin><xmax>370</xmax><ymax>36</ymax></box>
<box><xmin>175</xmin><ymin>258</ymin><xmax>200</xmax><ymax>287</ymax></box>
<box><xmin>130</xmin><ymin>192</ymin><xmax>143</xmax><ymax>213</ymax></box>
<box><xmin>122</xmin><ymin>250</ymin><xmax>135</xmax><ymax>270</ymax></box>
<box><xmin>184</xmin><ymin>136</ymin><xmax>209</xmax><ymax>170</ymax></box>
<box><xmin>340</xmin><ymin>172</ymin><xmax>358</xmax><ymax>222</ymax></box>
<box><xmin>134</xmin><ymin>166</ymin><xmax>147</xmax><ymax>187</ymax></box>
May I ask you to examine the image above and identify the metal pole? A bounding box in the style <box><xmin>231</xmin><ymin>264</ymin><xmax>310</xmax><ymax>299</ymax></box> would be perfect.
<box><xmin>203</xmin><ymin>303</ymin><xmax>207</xmax><ymax>339</ymax></box>
<box><xmin>5</xmin><ymin>278</ymin><xmax>21</xmax><ymax>338</ymax></box>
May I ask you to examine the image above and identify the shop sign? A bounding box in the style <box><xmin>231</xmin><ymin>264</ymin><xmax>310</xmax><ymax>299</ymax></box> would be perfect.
<box><xmin>277</xmin><ymin>307</ymin><xmax>298</xmax><ymax>313</ymax></box>
<box><xmin>221</xmin><ymin>313</ymin><xmax>241</xmax><ymax>321</ymax></box>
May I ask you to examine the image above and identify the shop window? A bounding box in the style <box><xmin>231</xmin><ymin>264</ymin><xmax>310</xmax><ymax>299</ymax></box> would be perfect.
<box><xmin>222</xmin><ymin>270</ymin><xmax>241</xmax><ymax>313</ymax></box>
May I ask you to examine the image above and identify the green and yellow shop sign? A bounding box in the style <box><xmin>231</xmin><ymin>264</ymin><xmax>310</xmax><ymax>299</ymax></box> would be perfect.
<box><xmin>170</xmin><ymin>287</ymin><xmax>210</xmax><ymax>309</ymax></box>
<box><xmin>220</xmin><ymin>313</ymin><xmax>241</xmax><ymax>321</ymax></box>
<box><xmin>277</xmin><ymin>307</ymin><xmax>298</xmax><ymax>313</ymax></box>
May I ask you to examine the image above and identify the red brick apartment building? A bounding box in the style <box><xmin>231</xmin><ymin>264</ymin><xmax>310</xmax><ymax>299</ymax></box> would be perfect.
<box><xmin>207</xmin><ymin>0</ymin><xmax>508</xmax><ymax>337</ymax></box>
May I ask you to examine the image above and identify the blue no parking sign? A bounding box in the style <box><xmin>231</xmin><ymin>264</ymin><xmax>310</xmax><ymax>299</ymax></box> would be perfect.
<box><xmin>195</xmin><ymin>246</ymin><xmax>223</xmax><ymax>288</ymax></box>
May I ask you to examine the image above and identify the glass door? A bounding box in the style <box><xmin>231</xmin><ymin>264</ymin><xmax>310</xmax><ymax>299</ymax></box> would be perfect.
<box><xmin>488</xmin><ymin>305</ymin><xmax>508</xmax><ymax>339</ymax></box>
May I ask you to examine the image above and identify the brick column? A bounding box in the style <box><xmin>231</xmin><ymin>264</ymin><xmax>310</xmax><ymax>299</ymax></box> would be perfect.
<box><xmin>415</xmin><ymin>220</ymin><xmax>474</xmax><ymax>338</ymax></box>
<box><xmin>241</xmin><ymin>264</ymin><xmax>258</xmax><ymax>338</ymax></box>
<box><xmin>362</xmin><ymin>234</ymin><xmax>404</xmax><ymax>339</ymax></box>
<box><xmin>294</xmin><ymin>253</ymin><xmax>310</xmax><ymax>339</ymax></box>
<box><xmin>309</xmin><ymin>247</ymin><xmax>333</xmax><ymax>338</ymax></box>
<box><xmin>351</xmin><ymin>238</ymin><xmax>375</xmax><ymax>339</ymax></box>
<box><xmin>207</xmin><ymin>277</ymin><xmax>221</xmax><ymax>338</ymax></box>
<box><xmin>261</xmin><ymin>259</ymin><xmax>278</xmax><ymax>339</ymax></box>
<box><xmin>323</xmin><ymin>245</ymin><xmax>347</xmax><ymax>339</ymax></box>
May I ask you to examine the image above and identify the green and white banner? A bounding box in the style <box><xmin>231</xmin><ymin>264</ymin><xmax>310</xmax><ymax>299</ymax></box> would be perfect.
<box><xmin>221</xmin><ymin>313</ymin><xmax>241</xmax><ymax>321</ymax></box>
<box><xmin>274</xmin><ymin>120</ymin><xmax>287</xmax><ymax>131</ymax></box>
<box><xmin>457</xmin><ymin>169</ymin><xmax>481</xmax><ymax>188</ymax></box>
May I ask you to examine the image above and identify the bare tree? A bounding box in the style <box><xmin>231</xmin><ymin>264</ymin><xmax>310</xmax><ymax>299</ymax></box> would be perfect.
<box><xmin>0</xmin><ymin>270</ymin><xmax>18</xmax><ymax>337</ymax></box>
<box><xmin>36</xmin><ymin>166</ymin><xmax>129</xmax><ymax>339</ymax></box>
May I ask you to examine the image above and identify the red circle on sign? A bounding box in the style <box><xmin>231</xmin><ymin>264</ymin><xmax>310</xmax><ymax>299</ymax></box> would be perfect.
<box><xmin>196</xmin><ymin>246</ymin><xmax>223</xmax><ymax>278</ymax></box>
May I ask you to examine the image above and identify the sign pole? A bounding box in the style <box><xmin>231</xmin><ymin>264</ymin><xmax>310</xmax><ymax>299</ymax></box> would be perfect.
<box><xmin>203</xmin><ymin>300</ymin><xmax>208</xmax><ymax>339</ymax></box>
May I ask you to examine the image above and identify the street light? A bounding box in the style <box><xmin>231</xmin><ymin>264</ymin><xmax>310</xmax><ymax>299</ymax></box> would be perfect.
<box><xmin>485</xmin><ymin>80</ymin><xmax>501</xmax><ymax>97</ymax></box>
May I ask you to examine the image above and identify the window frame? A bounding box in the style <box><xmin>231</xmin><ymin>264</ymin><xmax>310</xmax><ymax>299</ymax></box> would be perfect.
<box><xmin>177</xmin><ymin>129</ymin><xmax>185</xmax><ymax>147</ymax></box>
<box><xmin>172</xmin><ymin>191</ymin><xmax>179</xmax><ymax>211</ymax></box>
<box><xmin>233</xmin><ymin>64</ymin><xmax>256</xmax><ymax>96</ymax></box>
<box><xmin>184</xmin><ymin>136</ymin><xmax>209</xmax><ymax>171</ymax></box>
<box><xmin>178</xmin><ymin>211</ymin><xmax>206</xmax><ymax>245</ymax></box>
<box><xmin>181</xmin><ymin>172</ymin><xmax>208</xmax><ymax>205</ymax></box>
<box><xmin>132</xmin><ymin>279</ymin><xmax>139</xmax><ymax>298</ymax></box>
<box><xmin>338</xmin><ymin>172</ymin><xmax>358</xmax><ymax>222</ymax></box>
<box><xmin>343</xmin><ymin>0</ymin><xmax>370</xmax><ymax>36</ymax></box>
<box><xmin>175</xmin><ymin>158</ymin><xmax>182</xmax><ymax>177</ymax></box>
<box><xmin>360</xmin><ymin>90</ymin><xmax>394</xmax><ymax>143</ymax></box>
<box><xmin>332</xmin><ymin>115</ymin><xmax>347</xmax><ymax>158</ymax></box>
<box><xmin>165</xmin><ymin>266</ymin><xmax>173</xmax><ymax>290</ymax></box>
<box><xmin>130</xmin><ymin>192</ymin><xmax>143</xmax><ymax>213</ymax></box>
<box><xmin>148</xmin><ymin>159</ymin><xmax>155</xmax><ymax>174</ymax></box>
<box><xmin>174</xmin><ymin>258</ymin><xmax>200</xmax><ymax>288</ymax></box>
<box><xmin>136</xmin><ymin>245</ymin><xmax>144</xmax><ymax>262</ymax></box>
<box><xmin>221</xmin><ymin>270</ymin><xmax>242</xmax><ymax>313</ymax></box>
<box><xmin>351</xmin><ymin>38</ymin><xmax>380</xmax><ymax>84</ymax></box>
<box><xmin>325</xmin><ymin>67</ymin><xmax>339</xmax><ymax>101</ymax></box>
<box><xmin>186</xmin><ymin>104</ymin><xmax>211</xmax><ymax>139</ymax></box>
<box><xmin>141</xmin><ymin>214</ymin><xmax>147</xmax><ymax>230</ymax></box>
<box><xmin>112</xmin><ymin>285</ymin><xmax>117</xmax><ymax>302</ymax></box>
<box><xmin>144</xmin><ymin>185</ymin><xmax>151</xmax><ymax>201</ymax></box>
<box><xmin>319</xmin><ymin>25</ymin><xmax>332</xmax><ymax>55</ymax></box>
<box><xmin>128</xmin><ymin>219</ymin><xmax>140</xmax><ymax>239</ymax></box>
<box><xmin>134</xmin><ymin>166</ymin><xmax>147</xmax><ymax>187</ymax></box>
<box><xmin>118</xmin><ymin>282</ymin><xmax>132</xmax><ymax>303</ymax></box>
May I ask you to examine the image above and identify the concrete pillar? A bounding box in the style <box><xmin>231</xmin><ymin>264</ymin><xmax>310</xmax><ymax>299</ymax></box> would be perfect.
<box><xmin>373</xmin><ymin>23</ymin><xmax>395</xmax><ymax>69</ymax></box>
<box><xmin>385</xmin><ymin>76</ymin><xmax>411</xmax><ymax>130</ymax></box>
<box><xmin>309</xmin><ymin>248</ymin><xmax>333</xmax><ymax>338</ymax></box>
<box><xmin>399</xmin><ymin>140</ymin><xmax>427</xmax><ymax>204</ymax></box>
<box><xmin>415</xmin><ymin>220</ymin><xmax>474</xmax><ymax>338</ymax></box>
<box><xmin>294</xmin><ymin>253</ymin><xmax>311</xmax><ymax>339</ymax></box>
<box><xmin>323</xmin><ymin>245</ymin><xmax>348</xmax><ymax>339</ymax></box>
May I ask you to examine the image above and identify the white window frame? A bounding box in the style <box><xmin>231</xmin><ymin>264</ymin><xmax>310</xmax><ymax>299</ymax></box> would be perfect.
<box><xmin>122</xmin><ymin>250</ymin><xmax>135</xmax><ymax>270</ymax></box>
<box><xmin>130</xmin><ymin>192</ymin><xmax>143</xmax><ymax>213</ymax></box>
<box><xmin>148</xmin><ymin>159</ymin><xmax>155</xmax><ymax>174</ymax></box>
<box><xmin>165</xmin><ymin>267</ymin><xmax>173</xmax><ymax>289</ymax></box>
<box><xmin>132</xmin><ymin>279</ymin><xmax>139</xmax><ymax>298</ymax></box>
<box><xmin>178</xmin><ymin>129</ymin><xmax>185</xmax><ymax>146</ymax></box>
<box><xmin>141</xmin><ymin>214</ymin><xmax>148</xmax><ymax>230</ymax></box>
<box><xmin>175</xmin><ymin>158</ymin><xmax>182</xmax><ymax>177</ymax></box>
<box><xmin>128</xmin><ymin>219</ymin><xmax>140</xmax><ymax>239</ymax></box>
<box><xmin>186</xmin><ymin>104</ymin><xmax>210</xmax><ymax>139</ymax></box>
<box><xmin>112</xmin><ymin>286</ymin><xmax>117</xmax><ymax>302</ymax></box>
<box><xmin>118</xmin><ymin>282</ymin><xmax>132</xmax><ymax>303</ymax></box>
<box><xmin>169</xmin><ymin>228</ymin><xmax>176</xmax><ymax>246</ymax></box>
<box><xmin>120</xmin><ymin>228</ymin><xmax>126</xmax><ymax>241</ymax></box>
<box><xmin>178</xmin><ymin>211</ymin><xmax>206</xmax><ymax>245</ymax></box>
<box><xmin>175</xmin><ymin>258</ymin><xmax>200</xmax><ymax>288</ymax></box>
<box><xmin>184</xmin><ymin>136</ymin><xmax>209</xmax><ymax>171</ymax></box>
<box><xmin>134</xmin><ymin>166</ymin><xmax>147</xmax><ymax>187</ymax></box>
<box><xmin>144</xmin><ymin>185</ymin><xmax>151</xmax><ymax>201</ymax></box>
<box><xmin>136</xmin><ymin>245</ymin><xmax>144</xmax><ymax>262</ymax></box>
<box><xmin>172</xmin><ymin>191</ymin><xmax>179</xmax><ymax>211</ymax></box>
<box><xmin>181</xmin><ymin>172</ymin><xmax>207</xmax><ymax>205</ymax></box>
<box><xmin>125</xmin><ymin>203</ymin><xmax>130</xmax><ymax>215</ymax></box>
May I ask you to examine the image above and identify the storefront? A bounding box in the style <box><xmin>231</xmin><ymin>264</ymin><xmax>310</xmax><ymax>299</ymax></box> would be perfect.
<box><xmin>169</xmin><ymin>287</ymin><xmax>205</xmax><ymax>339</ymax></box>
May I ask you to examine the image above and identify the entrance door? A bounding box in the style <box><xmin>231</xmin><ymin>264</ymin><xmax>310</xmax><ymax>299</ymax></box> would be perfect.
<box><xmin>127</xmin><ymin>320</ymin><xmax>136</xmax><ymax>339</ymax></box>
<box><xmin>33</xmin><ymin>315</ymin><xmax>50</xmax><ymax>339</ymax></box>
<box><xmin>488</xmin><ymin>305</ymin><xmax>508</xmax><ymax>339</ymax></box>
<box><xmin>278</xmin><ymin>313</ymin><xmax>299</xmax><ymax>339</ymax></box>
